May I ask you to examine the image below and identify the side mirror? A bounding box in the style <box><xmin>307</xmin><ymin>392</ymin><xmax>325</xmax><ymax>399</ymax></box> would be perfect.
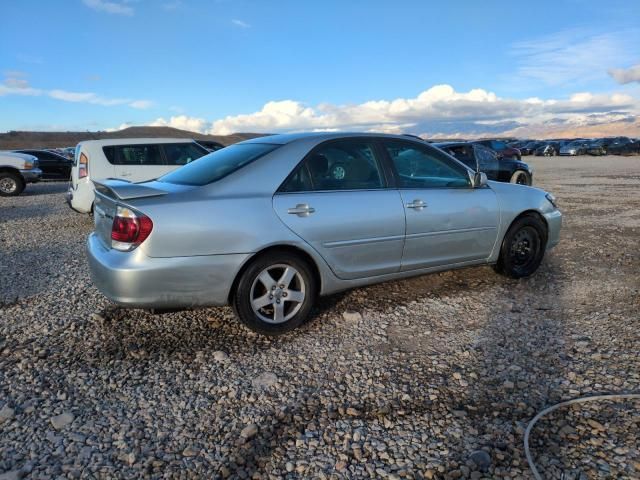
<box><xmin>473</xmin><ymin>171</ymin><xmax>488</xmax><ymax>188</ymax></box>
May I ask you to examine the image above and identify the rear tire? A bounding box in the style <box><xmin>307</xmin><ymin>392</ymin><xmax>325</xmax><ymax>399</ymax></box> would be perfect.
<box><xmin>493</xmin><ymin>214</ymin><xmax>547</xmax><ymax>278</ymax></box>
<box><xmin>0</xmin><ymin>172</ymin><xmax>25</xmax><ymax>196</ymax></box>
<box><xmin>232</xmin><ymin>251</ymin><xmax>317</xmax><ymax>335</ymax></box>
<box><xmin>510</xmin><ymin>170</ymin><xmax>531</xmax><ymax>186</ymax></box>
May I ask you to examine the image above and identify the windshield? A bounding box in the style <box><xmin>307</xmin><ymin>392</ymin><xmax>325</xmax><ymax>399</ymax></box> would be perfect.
<box><xmin>158</xmin><ymin>143</ymin><xmax>280</xmax><ymax>186</ymax></box>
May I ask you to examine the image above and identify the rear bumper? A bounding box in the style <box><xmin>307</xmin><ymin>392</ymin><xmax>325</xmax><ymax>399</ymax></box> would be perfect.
<box><xmin>544</xmin><ymin>209</ymin><xmax>562</xmax><ymax>250</ymax></box>
<box><xmin>86</xmin><ymin>233</ymin><xmax>249</xmax><ymax>308</ymax></box>
<box><xmin>20</xmin><ymin>168</ymin><xmax>42</xmax><ymax>183</ymax></box>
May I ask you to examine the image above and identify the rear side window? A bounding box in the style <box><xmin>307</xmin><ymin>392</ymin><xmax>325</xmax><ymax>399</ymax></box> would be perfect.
<box><xmin>280</xmin><ymin>140</ymin><xmax>384</xmax><ymax>192</ymax></box>
<box><xmin>103</xmin><ymin>145</ymin><xmax>163</xmax><ymax>165</ymax></box>
<box><xmin>162</xmin><ymin>143</ymin><xmax>208</xmax><ymax>165</ymax></box>
<box><xmin>159</xmin><ymin>143</ymin><xmax>279</xmax><ymax>186</ymax></box>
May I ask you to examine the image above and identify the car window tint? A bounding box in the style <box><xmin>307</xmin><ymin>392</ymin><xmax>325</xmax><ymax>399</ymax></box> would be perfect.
<box><xmin>281</xmin><ymin>140</ymin><xmax>384</xmax><ymax>192</ymax></box>
<box><xmin>103</xmin><ymin>145</ymin><xmax>163</xmax><ymax>166</ymax></box>
<box><xmin>384</xmin><ymin>140</ymin><xmax>471</xmax><ymax>189</ymax></box>
<box><xmin>159</xmin><ymin>143</ymin><xmax>279</xmax><ymax>186</ymax></box>
<box><xmin>491</xmin><ymin>140</ymin><xmax>507</xmax><ymax>150</ymax></box>
<box><xmin>163</xmin><ymin>143</ymin><xmax>208</xmax><ymax>166</ymax></box>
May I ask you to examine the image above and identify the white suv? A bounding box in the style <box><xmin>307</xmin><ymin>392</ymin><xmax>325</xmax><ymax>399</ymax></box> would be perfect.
<box><xmin>67</xmin><ymin>138</ymin><xmax>209</xmax><ymax>213</ymax></box>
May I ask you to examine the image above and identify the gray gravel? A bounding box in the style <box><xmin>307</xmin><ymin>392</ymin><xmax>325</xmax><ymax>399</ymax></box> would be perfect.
<box><xmin>1</xmin><ymin>156</ymin><xmax>639</xmax><ymax>479</ymax></box>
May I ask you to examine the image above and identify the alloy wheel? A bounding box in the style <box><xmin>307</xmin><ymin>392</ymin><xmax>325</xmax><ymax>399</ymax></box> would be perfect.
<box><xmin>0</xmin><ymin>177</ymin><xmax>18</xmax><ymax>194</ymax></box>
<box><xmin>250</xmin><ymin>264</ymin><xmax>306</xmax><ymax>324</ymax></box>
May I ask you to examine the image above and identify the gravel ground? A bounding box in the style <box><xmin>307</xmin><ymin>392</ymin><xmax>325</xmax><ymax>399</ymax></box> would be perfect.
<box><xmin>1</xmin><ymin>155</ymin><xmax>639</xmax><ymax>479</ymax></box>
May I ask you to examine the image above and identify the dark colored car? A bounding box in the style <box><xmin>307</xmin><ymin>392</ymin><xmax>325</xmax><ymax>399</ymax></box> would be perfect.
<box><xmin>534</xmin><ymin>141</ymin><xmax>566</xmax><ymax>156</ymax></box>
<box><xmin>472</xmin><ymin>139</ymin><xmax>521</xmax><ymax>161</ymax></box>
<box><xmin>586</xmin><ymin>137</ymin><xmax>632</xmax><ymax>156</ymax></box>
<box><xmin>607</xmin><ymin>139</ymin><xmax>640</xmax><ymax>156</ymax></box>
<box><xmin>13</xmin><ymin>149</ymin><xmax>73</xmax><ymax>179</ymax></box>
<box><xmin>435</xmin><ymin>142</ymin><xmax>533</xmax><ymax>185</ymax></box>
<box><xmin>519</xmin><ymin>141</ymin><xmax>546</xmax><ymax>156</ymax></box>
<box><xmin>195</xmin><ymin>140</ymin><xmax>225</xmax><ymax>152</ymax></box>
<box><xmin>559</xmin><ymin>140</ymin><xmax>590</xmax><ymax>156</ymax></box>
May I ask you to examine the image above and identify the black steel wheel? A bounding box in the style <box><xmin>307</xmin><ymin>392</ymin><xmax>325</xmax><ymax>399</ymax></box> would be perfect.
<box><xmin>493</xmin><ymin>214</ymin><xmax>547</xmax><ymax>278</ymax></box>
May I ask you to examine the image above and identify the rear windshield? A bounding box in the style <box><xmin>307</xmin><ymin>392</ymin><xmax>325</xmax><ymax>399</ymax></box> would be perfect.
<box><xmin>158</xmin><ymin>143</ymin><xmax>279</xmax><ymax>186</ymax></box>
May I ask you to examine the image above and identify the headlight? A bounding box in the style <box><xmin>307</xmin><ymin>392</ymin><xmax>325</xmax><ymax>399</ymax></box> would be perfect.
<box><xmin>545</xmin><ymin>193</ymin><xmax>558</xmax><ymax>208</ymax></box>
<box><xmin>23</xmin><ymin>161</ymin><xmax>34</xmax><ymax>169</ymax></box>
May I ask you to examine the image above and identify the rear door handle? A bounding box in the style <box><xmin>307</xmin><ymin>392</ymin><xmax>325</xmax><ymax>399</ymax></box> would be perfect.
<box><xmin>406</xmin><ymin>199</ymin><xmax>427</xmax><ymax>210</ymax></box>
<box><xmin>288</xmin><ymin>203</ymin><xmax>315</xmax><ymax>216</ymax></box>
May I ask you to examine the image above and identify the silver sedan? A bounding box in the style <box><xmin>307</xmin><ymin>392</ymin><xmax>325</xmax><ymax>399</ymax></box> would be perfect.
<box><xmin>87</xmin><ymin>133</ymin><xmax>562</xmax><ymax>335</ymax></box>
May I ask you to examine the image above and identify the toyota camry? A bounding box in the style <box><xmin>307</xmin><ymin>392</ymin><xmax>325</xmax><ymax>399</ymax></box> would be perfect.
<box><xmin>87</xmin><ymin>133</ymin><xmax>562</xmax><ymax>335</ymax></box>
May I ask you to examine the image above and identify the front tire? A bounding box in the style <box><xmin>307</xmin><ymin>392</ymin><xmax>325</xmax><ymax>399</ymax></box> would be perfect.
<box><xmin>493</xmin><ymin>214</ymin><xmax>547</xmax><ymax>278</ymax></box>
<box><xmin>0</xmin><ymin>172</ymin><xmax>25</xmax><ymax>196</ymax></box>
<box><xmin>232</xmin><ymin>251</ymin><xmax>317</xmax><ymax>335</ymax></box>
<box><xmin>510</xmin><ymin>170</ymin><xmax>531</xmax><ymax>186</ymax></box>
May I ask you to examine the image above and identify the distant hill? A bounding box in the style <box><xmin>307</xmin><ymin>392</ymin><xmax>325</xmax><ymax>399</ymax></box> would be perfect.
<box><xmin>0</xmin><ymin>126</ymin><xmax>267</xmax><ymax>149</ymax></box>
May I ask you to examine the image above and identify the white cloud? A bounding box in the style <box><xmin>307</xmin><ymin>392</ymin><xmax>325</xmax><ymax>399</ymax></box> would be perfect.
<box><xmin>609</xmin><ymin>64</ymin><xmax>640</xmax><ymax>84</ymax></box>
<box><xmin>231</xmin><ymin>19</ymin><xmax>250</xmax><ymax>28</ymax></box>
<box><xmin>510</xmin><ymin>29</ymin><xmax>640</xmax><ymax>87</ymax></box>
<box><xmin>0</xmin><ymin>73</ymin><xmax>152</xmax><ymax>109</ymax></box>
<box><xmin>82</xmin><ymin>0</ymin><xmax>134</xmax><ymax>16</ymax></box>
<box><xmin>149</xmin><ymin>115</ymin><xmax>209</xmax><ymax>132</ymax></box>
<box><xmin>202</xmin><ymin>84</ymin><xmax>638</xmax><ymax>136</ymax></box>
<box><xmin>129</xmin><ymin>99</ymin><xmax>154</xmax><ymax>109</ymax></box>
<box><xmin>118</xmin><ymin>84</ymin><xmax>638</xmax><ymax>138</ymax></box>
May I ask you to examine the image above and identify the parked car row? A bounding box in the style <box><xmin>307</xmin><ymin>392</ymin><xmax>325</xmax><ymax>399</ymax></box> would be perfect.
<box><xmin>508</xmin><ymin>137</ymin><xmax>640</xmax><ymax>157</ymax></box>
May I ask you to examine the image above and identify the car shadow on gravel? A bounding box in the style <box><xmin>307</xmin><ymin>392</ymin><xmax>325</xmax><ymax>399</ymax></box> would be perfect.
<box><xmin>200</xmin><ymin>257</ymin><xmax>573</xmax><ymax>478</ymax></box>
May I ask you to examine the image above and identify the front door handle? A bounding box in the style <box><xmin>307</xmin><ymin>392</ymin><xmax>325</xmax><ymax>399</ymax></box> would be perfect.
<box><xmin>288</xmin><ymin>203</ymin><xmax>315</xmax><ymax>217</ymax></box>
<box><xmin>406</xmin><ymin>199</ymin><xmax>427</xmax><ymax>210</ymax></box>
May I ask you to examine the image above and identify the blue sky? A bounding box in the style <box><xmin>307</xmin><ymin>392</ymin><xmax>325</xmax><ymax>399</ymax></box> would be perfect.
<box><xmin>1</xmin><ymin>0</ymin><xmax>639</xmax><ymax>137</ymax></box>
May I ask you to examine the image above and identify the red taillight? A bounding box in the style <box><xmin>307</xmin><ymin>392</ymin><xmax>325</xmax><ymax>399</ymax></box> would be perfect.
<box><xmin>111</xmin><ymin>206</ymin><xmax>153</xmax><ymax>251</ymax></box>
<box><xmin>79</xmin><ymin>152</ymin><xmax>88</xmax><ymax>178</ymax></box>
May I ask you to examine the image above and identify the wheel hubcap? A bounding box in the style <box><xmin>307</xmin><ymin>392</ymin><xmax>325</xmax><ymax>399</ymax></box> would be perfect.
<box><xmin>250</xmin><ymin>264</ymin><xmax>306</xmax><ymax>324</ymax></box>
<box><xmin>0</xmin><ymin>177</ymin><xmax>17</xmax><ymax>194</ymax></box>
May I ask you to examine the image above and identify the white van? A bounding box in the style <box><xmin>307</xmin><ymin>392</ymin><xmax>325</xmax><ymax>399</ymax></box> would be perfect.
<box><xmin>67</xmin><ymin>138</ymin><xmax>209</xmax><ymax>213</ymax></box>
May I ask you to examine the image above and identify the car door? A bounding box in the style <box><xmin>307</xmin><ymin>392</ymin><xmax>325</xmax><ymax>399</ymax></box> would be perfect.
<box><xmin>474</xmin><ymin>145</ymin><xmax>501</xmax><ymax>181</ymax></box>
<box><xmin>381</xmin><ymin>139</ymin><xmax>500</xmax><ymax>271</ymax></box>
<box><xmin>273</xmin><ymin>138</ymin><xmax>405</xmax><ymax>280</ymax></box>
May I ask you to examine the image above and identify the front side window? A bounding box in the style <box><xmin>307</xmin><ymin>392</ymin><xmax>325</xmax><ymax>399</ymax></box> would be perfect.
<box><xmin>103</xmin><ymin>145</ymin><xmax>163</xmax><ymax>166</ymax></box>
<box><xmin>280</xmin><ymin>140</ymin><xmax>384</xmax><ymax>192</ymax></box>
<box><xmin>491</xmin><ymin>140</ymin><xmax>507</xmax><ymax>150</ymax></box>
<box><xmin>162</xmin><ymin>143</ymin><xmax>208</xmax><ymax>166</ymax></box>
<box><xmin>159</xmin><ymin>143</ymin><xmax>279</xmax><ymax>186</ymax></box>
<box><xmin>383</xmin><ymin>140</ymin><xmax>471</xmax><ymax>189</ymax></box>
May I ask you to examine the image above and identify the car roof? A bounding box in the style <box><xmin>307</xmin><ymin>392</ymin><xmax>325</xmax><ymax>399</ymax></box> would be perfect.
<box><xmin>239</xmin><ymin>132</ymin><xmax>432</xmax><ymax>146</ymax></box>
<box><xmin>77</xmin><ymin>138</ymin><xmax>198</xmax><ymax>147</ymax></box>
